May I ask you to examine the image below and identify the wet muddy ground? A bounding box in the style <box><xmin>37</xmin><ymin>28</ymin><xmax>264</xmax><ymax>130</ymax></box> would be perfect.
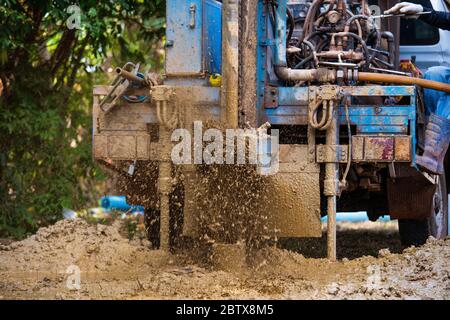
<box><xmin>0</xmin><ymin>219</ymin><xmax>448</xmax><ymax>300</ymax></box>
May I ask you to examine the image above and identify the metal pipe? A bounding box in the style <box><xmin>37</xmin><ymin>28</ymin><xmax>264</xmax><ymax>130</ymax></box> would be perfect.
<box><xmin>159</xmin><ymin>160</ymin><xmax>171</xmax><ymax>251</ymax></box>
<box><xmin>359</xmin><ymin>72</ymin><xmax>450</xmax><ymax>93</ymax></box>
<box><xmin>324</xmin><ymin>100</ymin><xmax>339</xmax><ymax>262</ymax></box>
<box><xmin>331</xmin><ymin>32</ymin><xmax>370</xmax><ymax>68</ymax></box>
<box><xmin>343</xmin><ymin>14</ymin><xmax>364</xmax><ymax>38</ymax></box>
<box><xmin>318</xmin><ymin>0</ymin><xmax>336</xmax><ymax>18</ymax></box>
<box><xmin>221</xmin><ymin>0</ymin><xmax>239</xmax><ymax>128</ymax></box>
<box><xmin>361</xmin><ymin>0</ymin><xmax>367</xmax><ymax>15</ymax></box>
<box><xmin>115</xmin><ymin>67</ymin><xmax>145</xmax><ymax>84</ymax></box>
<box><xmin>275</xmin><ymin>67</ymin><xmax>318</xmax><ymax>81</ymax></box>
<box><xmin>158</xmin><ymin>101</ymin><xmax>172</xmax><ymax>251</ymax></box>
<box><xmin>275</xmin><ymin>65</ymin><xmax>340</xmax><ymax>83</ymax></box>
<box><xmin>286</xmin><ymin>6</ymin><xmax>295</xmax><ymax>44</ymax></box>
<box><xmin>381</xmin><ymin>31</ymin><xmax>395</xmax><ymax>66</ymax></box>
<box><xmin>327</xmin><ymin>196</ymin><xmax>337</xmax><ymax>261</ymax></box>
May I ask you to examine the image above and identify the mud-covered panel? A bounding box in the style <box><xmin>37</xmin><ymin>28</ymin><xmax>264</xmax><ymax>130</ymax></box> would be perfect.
<box><xmin>263</xmin><ymin>170</ymin><xmax>321</xmax><ymax>237</ymax></box>
<box><xmin>136</xmin><ymin>135</ymin><xmax>150</xmax><ymax>159</ymax></box>
<box><xmin>92</xmin><ymin>85</ymin><xmax>155</xmax><ymax>161</ymax></box>
<box><xmin>352</xmin><ymin>136</ymin><xmax>364</xmax><ymax>161</ymax></box>
<box><xmin>93</xmin><ymin>135</ymin><xmax>108</xmax><ymax>159</ymax></box>
<box><xmin>183</xmin><ymin>145</ymin><xmax>321</xmax><ymax>239</ymax></box>
<box><xmin>102</xmin><ymin>104</ymin><xmax>155</xmax><ymax>131</ymax></box>
<box><xmin>108</xmin><ymin>135</ymin><xmax>136</xmax><ymax>159</ymax></box>
<box><xmin>166</xmin><ymin>0</ymin><xmax>203</xmax><ymax>75</ymax></box>
<box><xmin>93</xmin><ymin>85</ymin><xmax>154</xmax><ymax>132</ymax></box>
<box><xmin>263</xmin><ymin>145</ymin><xmax>321</xmax><ymax>237</ymax></box>
<box><xmin>172</xmin><ymin>86</ymin><xmax>221</xmax><ymax>125</ymax></box>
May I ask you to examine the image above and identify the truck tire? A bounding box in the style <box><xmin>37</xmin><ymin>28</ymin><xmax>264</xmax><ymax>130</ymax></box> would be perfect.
<box><xmin>398</xmin><ymin>174</ymin><xmax>448</xmax><ymax>247</ymax></box>
<box><xmin>398</xmin><ymin>219</ymin><xmax>430</xmax><ymax>247</ymax></box>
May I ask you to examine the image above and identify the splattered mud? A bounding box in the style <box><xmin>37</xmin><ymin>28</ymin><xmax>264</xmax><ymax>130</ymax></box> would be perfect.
<box><xmin>0</xmin><ymin>219</ymin><xmax>448</xmax><ymax>300</ymax></box>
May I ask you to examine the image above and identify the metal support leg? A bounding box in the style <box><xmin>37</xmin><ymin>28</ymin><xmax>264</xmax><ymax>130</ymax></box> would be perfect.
<box><xmin>221</xmin><ymin>0</ymin><xmax>239</xmax><ymax>128</ymax></box>
<box><xmin>152</xmin><ymin>87</ymin><xmax>177</xmax><ymax>251</ymax></box>
<box><xmin>158</xmin><ymin>121</ymin><xmax>173</xmax><ymax>251</ymax></box>
<box><xmin>158</xmin><ymin>156</ymin><xmax>171</xmax><ymax>251</ymax></box>
<box><xmin>326</xmin><ymin>195</ymin><xmax>337</xmax><ymax>261</ymax></box>
<box><xmin>324</xmin><ymin>101</ymin><xmax>339</xmax><ymax>261</ymax></box>
<box><xmin>153</xmin><ymin>97</ymin><xmax>174</xmax><ymax>252</ymax></box>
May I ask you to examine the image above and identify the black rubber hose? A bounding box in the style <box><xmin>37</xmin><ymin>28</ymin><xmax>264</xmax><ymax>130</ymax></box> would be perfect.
<box><xmin>294</xmin><ymin>55</ymin><xmax>314</xmax><ymax>69</ymax></box>
<box><xmin>270</xmin><ymin>1</ymin><xmax>295</xmax><ymax>45</ymax></box>
<box><xmin>287</xmin><ymin>7</ymin><xmax>295</xmax><ymax>44</ymax></box>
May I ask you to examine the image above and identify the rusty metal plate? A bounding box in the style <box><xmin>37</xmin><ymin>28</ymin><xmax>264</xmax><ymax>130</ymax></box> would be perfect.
<box><xmin>351</xmin><ymin>135</ymin><xmax>411</xmax><ymax>162</ymax></box>
<box><xmin>365</xmin><ymin>137</ymin><xmax>394</xmax><ymax>161</ymax></box>
<box><xmin>264</xmin><ymin>86</ymin><xmax>278</xmax><ymax>109</ymax></box>
<box><xmin>394</xmin><ymin>136</ymin><xmax>411</xmax><ymax>161</ymax></box>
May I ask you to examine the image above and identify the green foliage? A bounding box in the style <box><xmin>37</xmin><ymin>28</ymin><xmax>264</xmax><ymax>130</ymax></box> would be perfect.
<box><xmin>0</xmin><ymin>0</ymin><xmax>165</xmax><ymax>238</ymax></box>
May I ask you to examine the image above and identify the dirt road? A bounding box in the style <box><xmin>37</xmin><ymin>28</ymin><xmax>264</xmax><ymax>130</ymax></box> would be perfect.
<box><xmin>0</xmin><ymin>219</ymin><xmax>448</xmax><ymax>299</ymax></box>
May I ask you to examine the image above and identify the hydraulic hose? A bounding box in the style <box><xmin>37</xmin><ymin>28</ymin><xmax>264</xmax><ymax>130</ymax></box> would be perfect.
<box><xmin>270</xmin><ymin>0</ymin><xmax>450</xmax><ymax>94</ymax></box>
<box><xmin>286</xmin><ymin>7</ymin><xmax>295</xmax><ymax>44</ymax></box>
<box><xmin>301</xmin><ymin>0</ymin><xmax>324</xmax><ymax>43</ymax></box>
<box><xmin>359</xmin><ymin>72</ymin><xmax>450</xmax><ymax>94</ymax></box>
<box><xmin>309</xmin><ymin>99</ymin><xmax>334</xmax><ymax>130</ymax></box>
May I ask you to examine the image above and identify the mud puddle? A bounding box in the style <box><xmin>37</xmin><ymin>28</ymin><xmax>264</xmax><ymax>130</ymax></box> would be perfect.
<box><xmin>0</xmin><ymin>219</ymin><xmax>448</xmax><ymax>300</ymax></box>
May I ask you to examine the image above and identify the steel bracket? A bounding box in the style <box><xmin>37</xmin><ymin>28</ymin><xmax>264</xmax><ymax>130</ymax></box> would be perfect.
<box><xmin>316</xmin><ymin>144</ymin><xmax>348</xmax><ymax>163</ymax></box>
<box><xmin>317</xmin><ymin>85</ymin><xmax>341</xmax><ymax>101</ymax></box>
<box><xmin>264</xmin><ymin>86</ymin><xmax>279</xmax><ymax>109</ymax></box>
<box><xmin>151</xmin><ymin>85</ymin><xmax>174</xmax><ymax>102</ymax></box>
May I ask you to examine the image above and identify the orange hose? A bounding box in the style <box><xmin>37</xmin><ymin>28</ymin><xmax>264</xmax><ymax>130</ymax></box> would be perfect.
<box><xmin>359</xmin><ymin>72</ymin><xmax>450</xmax><ymax>94</ymax></box>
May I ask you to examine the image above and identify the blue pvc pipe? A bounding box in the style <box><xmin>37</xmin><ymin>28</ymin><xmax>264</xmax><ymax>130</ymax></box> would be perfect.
<box><xmin>100</xmin><ymin>196</ymin><xmax>145</xmax><ymax>214</ymax></box>
<box><xmin>321</xmin><ymin>212</ymin><xmax>391</xmax><ymax>223</ymax></box>
<box><xmin>101</xmin><ymin>196</ymin><xmax>131</xmax><ymax>211</ymax></box>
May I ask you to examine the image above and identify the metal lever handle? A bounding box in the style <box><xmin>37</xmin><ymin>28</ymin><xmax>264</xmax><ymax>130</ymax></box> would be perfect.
<box><xmin>371</xmin><ymin>11</ymin><xmax>432</xmax><ymax>19</ymax></box>
<box><xmin>189</xmin><ymin>4</ymin><xmax>196</xmax><ymax>28</ymax></box>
